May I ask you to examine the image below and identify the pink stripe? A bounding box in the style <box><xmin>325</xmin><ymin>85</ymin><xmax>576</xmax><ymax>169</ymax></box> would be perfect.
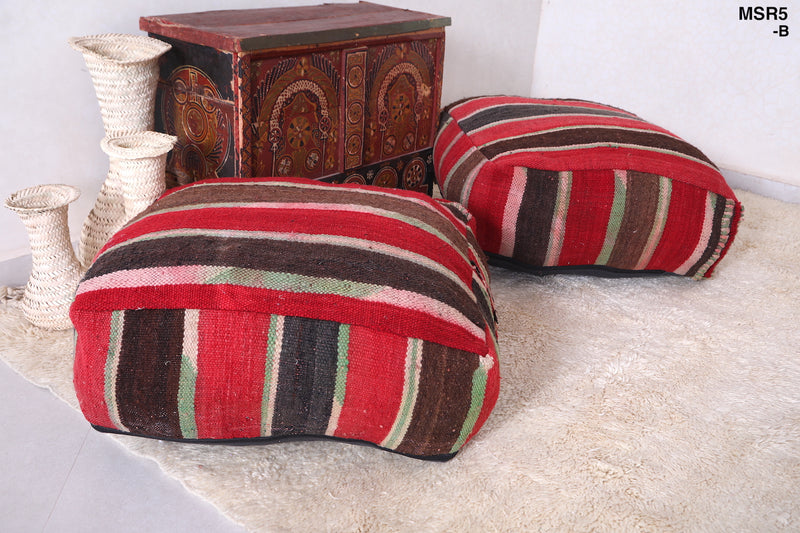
<box><xmin>498</xmin><ymin>167</ymin><xmax>528</xmax><ymax>257</ymax></box>
<box><xmin>76</xmin><ymin>265</ymin><xmax>209</xmax><ymax>295</ymax></box>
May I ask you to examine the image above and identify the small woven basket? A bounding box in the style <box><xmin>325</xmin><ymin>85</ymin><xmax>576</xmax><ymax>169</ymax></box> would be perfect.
<box><xmin>68</xmin><ymin>33</ymin><xmax>171</xmax><ymax>138</ymax></box>
<box><xmin>5</xmin><ymin>184</ymin><xmax>83</xmax><ymax>330</ymax></box>
<box><xmin>101</xmin><ymin>132</ymin><xmax>178</xmax><ymax>222</ymax></box>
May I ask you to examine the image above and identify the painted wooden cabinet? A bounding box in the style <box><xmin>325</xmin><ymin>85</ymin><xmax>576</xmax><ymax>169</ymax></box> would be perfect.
<box><xmin>140</xmin><ymin>2</ymin><xmax>450</xmax><ymax>193</ymax></box>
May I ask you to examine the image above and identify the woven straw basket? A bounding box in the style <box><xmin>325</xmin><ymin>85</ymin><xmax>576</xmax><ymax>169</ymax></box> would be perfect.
<box><xmin>70</xmin><ymin>33</ymin><xmax>172</xmax><ymax>268</ymax></box>
<box><xmin>4</xmin><ymin>185</ymin><xmax>83</xmax><ymax>330</ymax></box>
<box><xmin>68</xmin><ymin>33</ymin><xmax>171</xmax><ymax>137</ymax></box>
<box><xmin>101</xmin><ymin>132</ymin><xmax>178</xmax><ymax>222</ymax></box>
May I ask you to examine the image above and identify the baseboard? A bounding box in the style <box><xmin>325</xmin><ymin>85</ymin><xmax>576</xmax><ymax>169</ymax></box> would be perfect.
<box><xmin>0</xmin><ymin>253</ymin><xmax>31</xmax><ymax>288</ymax></box>
<box><xmin>721</xmin><ymin>169</ymin><xmax>800</xmax><ymax>204</ymax></box>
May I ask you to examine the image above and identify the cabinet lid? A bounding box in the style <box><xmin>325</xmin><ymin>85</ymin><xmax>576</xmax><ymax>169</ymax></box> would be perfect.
<box><xmin>139</xmin><ymin>2</ymin><xmax>451</xmax><ymax>53</ymax></box>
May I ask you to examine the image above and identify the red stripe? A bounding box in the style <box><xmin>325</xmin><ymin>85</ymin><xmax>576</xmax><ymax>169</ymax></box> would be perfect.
<box><xmin>490</xmin><ymin>148</ymin><xmax>733</xmax><ymax>199</ymax></box>
<box><xmin>465</xmin><ymin>162</ymin><xmax>515</xmax><ymax>255</ymax></box>
<box><xmin>333</xmin><ymin>325</ymin><xmax>407</xmax><ymax>444</ymax></box>
<box><xmin>194</xmin><ymin>310</ymin><xmax>270</xmax><ymax>439</ymax></box>
<box><xmin>559</xmin><ymin>170</ymin><xmax>617</xmax><ymax>266</ymax></box>
<box><xmin>72</xmin><ymin>285</ymin><xmax>487</xmax><ymax>356</ymax></box>
<box><xmin>646</xmin><ymin>181</ymin><xmax>708</xmax><ymax>273</ymax></box>
<box><xmin>433</xmin><ymin>116</ymin><xmax>465</xmax><ymax>163</ymax></box>
<box><xmin>71</xmin><ymin>310</ymin><xmax>115</xmax><ymax>429</ymax></box>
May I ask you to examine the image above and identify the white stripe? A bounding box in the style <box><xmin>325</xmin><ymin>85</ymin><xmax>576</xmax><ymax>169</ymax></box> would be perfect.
<box><xmin>442</xmin><ymin>145</ymin><xmax>479</xmax><ymax>198</ymax></box>
<box><xmin>182</xmin><ymin>309</ymin><xmax>200</xmax><ymax>371</ymax></box>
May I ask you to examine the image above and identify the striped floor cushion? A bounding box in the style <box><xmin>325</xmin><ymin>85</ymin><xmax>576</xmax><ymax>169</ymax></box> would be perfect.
<box><xmin>70</xmin><ymin>177</ymin><xmax>499</xmax><ymax>460</ymax></box>
<box><xmin>433</xmin><ymin>96</ymin><xmax>743</xmax><ymax>279</ymax></box>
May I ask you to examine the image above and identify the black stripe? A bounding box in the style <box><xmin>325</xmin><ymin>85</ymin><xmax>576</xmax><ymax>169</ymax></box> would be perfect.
<box><xmin>686</xmin><ymin>194</ymin><xmax>727</xmax><ymax>278</ymax></box>
<box><xmin>271</xmin><ymin>317</ymin><xmax>340</xmax><ymax>436</ymax></box>
<box><xmin>514</xmin><ymin>169</ymin><xmax>560</xmax><ymax>265</ymax></box>
<box><xmin>480</xmin><ymin>127</ymin><xmax>716</xmax><ymax>167</ymax></box>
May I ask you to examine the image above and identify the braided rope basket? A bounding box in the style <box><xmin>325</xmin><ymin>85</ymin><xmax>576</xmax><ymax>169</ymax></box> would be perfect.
<box><xmin>70</xmin><ymin>33</ymin><xmax>172</xmax><ymax>268</ymax></box>
<box><xmin>4</xmin><ymin>185</ymin><xmax>83</xmax><ymax>330</ymax></box>
<box><xmin>101</xmin><ymin>132</ymin><xmax>178</xmax><ymax>223</ymax></box>
<box><xmin>68</xmin><ymin>33</ymin><xmax>171</xmax><ymax>137</ymax></box>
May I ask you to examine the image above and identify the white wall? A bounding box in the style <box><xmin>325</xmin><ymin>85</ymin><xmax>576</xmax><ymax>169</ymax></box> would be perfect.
<box><xmin>532</xmin><ymin>0</ymin><xmax>800</xmax><ymax>188</ymax></box>
<box><xmin>0</xmin><ymin>0</ymin><xmax>541</xmax><ymax>282</ymax></box>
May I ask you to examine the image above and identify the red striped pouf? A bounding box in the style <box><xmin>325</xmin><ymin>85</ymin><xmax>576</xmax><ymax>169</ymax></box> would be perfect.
<box><xmin>433</xmin><ymin>96</ymin><xmax>743</xmax><ymax>279</ymax></box>
<box><xmin>70</xmin><ymin>177</ymin><xmax>499</xmax><ymax>460</ymax></box>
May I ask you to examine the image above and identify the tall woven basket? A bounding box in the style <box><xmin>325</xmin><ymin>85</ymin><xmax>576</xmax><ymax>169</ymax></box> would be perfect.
<box><xmin>68</xmin><ymin>33</ymin><xmax>171</xmax><ymax>137</ymax></box>
<box><xmin>101</xmin><ymin>132</ymin><xmax>178</xmax><ymax>224</ymax></box>
<box><xmin>4</xmin><ymin>185</ymin><xmax>83</xmax><ymax>330</ymax></box>
<box><xmin>69</xmin><ymin>33</ymin><xmax>172</xmax><ymax>268</ymax></box>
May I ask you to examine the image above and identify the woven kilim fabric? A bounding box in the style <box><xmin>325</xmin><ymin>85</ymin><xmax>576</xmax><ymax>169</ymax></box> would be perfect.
<box><xmin>70</xmin><ymin>177</ymin><xmax>499</xmax><ymax>460</ymax></box>
<box><xmin>433</xmin><ymin>96</ymin><xmax>743</xmax><ymax>279</ymax></box>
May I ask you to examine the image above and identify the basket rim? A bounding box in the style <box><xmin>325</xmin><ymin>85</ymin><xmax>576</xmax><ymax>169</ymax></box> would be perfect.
<box><xmin>101</xmin><ymin>132</ymin><xmax>178</xmax><ymax>159</ymax></box>
<box><xmin>4</xmin><ymin>184</ymin><xmax>81</xmax><ymax>214</ymax></box>
<box><xmin>68</xmin><ymin>33</ymin><xmax>172</xmax><ymax>65</ymax></box>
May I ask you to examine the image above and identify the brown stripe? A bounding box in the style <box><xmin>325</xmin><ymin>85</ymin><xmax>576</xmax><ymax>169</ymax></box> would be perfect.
<box><xmin>116</xmin><ymin>309</ymin><xmax>185</xmax><ymax>438</ymax></box>
<box><xmin>686</xmin><ymin>193</ymin><xmax>726</xmax><ymax>278</ymax></box>
<box><xmin>458</xmin><ymin>102</ymin><xmax>637</xmax><ymax>132</ymax></box>
<box><xmin>395</xmin><ymin>342</ymin><xmax>479</xmax><ymax>456</ymax></box>
<box><xmin>607</xmin><ymin>171</ymin><xmax>662</xmax><ymax>270</ymax></box>
<box><xmin>480</xmin><ymin>127</ymin><xmax>715</xmax><ymax>167</ymax></box>
<box><xmin>89</xmin><ymin>235</ymin><xmax>485</xmax><ymax>328</ymax></box>
<box><xmin>444</xmin><ymin>149</ymin><xmax>487</xmax><ymax>199</ymax></box>
<box><xmin>514</xmin><ymin>169</ymin><xmax>560</xmax><ymax>266</ymax></box>
<box><xmin>145</xmin><ymin>182</ymin><xmax>471</xmax><ymax>259</ymax></box>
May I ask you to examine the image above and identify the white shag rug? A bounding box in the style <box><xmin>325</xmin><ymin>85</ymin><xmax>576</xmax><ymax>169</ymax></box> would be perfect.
<box><xmin>1</xmin><ymin>189</ymin><xmax>798</xmax><ymax>532</ymax></box>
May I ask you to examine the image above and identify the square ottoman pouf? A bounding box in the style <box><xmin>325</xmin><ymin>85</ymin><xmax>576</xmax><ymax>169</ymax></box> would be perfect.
<box><xmin>70</xmin><ymin>177</ymin><xmax>499</xmax><ymax>460</ymax></box>
<box><xmin>434</xmin><ymin>96</ymin><xmax>743</xmax><ymax>279</ymax></box>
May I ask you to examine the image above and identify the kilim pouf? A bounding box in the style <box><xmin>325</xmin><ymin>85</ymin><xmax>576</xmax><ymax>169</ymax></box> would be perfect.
<box><xmin>433</xmin><ymin>96</ymin><xmax>743</xmax><ymax>279</ymax></box>
<box><xmin>70</xmin><ymin>177</ymin><xmax>499</xmax><ymax>460</ymax></box>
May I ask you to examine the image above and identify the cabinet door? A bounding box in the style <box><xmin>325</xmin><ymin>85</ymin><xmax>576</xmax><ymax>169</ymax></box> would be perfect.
<box><xmin>251</xmin><ymin>52</ymin><xmax>341</xmax><ymax>179</ymax></box>
<box><xmin>362</xmin><ymin>39</ymin><xmax>439</xmax><ymax>168</ymax></box>
<box><xmin>155</xmin><ymin>38</ymin><xmax>236</xmax><ymax>186</ymax></box>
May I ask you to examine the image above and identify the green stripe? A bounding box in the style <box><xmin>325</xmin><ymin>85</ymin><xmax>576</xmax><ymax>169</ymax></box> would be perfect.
<box><xmin>333</xmin><ymin>324</ymin><xmax>350</xmax><ymax>407</ymax></box>
<box><xmin>205</xmin><ymin>269</ymin><xmax>385</xmax><ymax>298</ymax></box>
<box><xmin>325</xmin><ymin>323</ymin><xmax>351</xmax><ymax>436</ymax></box>
<box><xmin>450</xmin><ymin>356</ymin><xmax>491</xmax><ymax>454</ymax></box>
<box><xmin>177</xmin><ymin>353</ymin><xmax>198</xmax><ymax>439</ymax></box>
<box><xmin>261</xmin><ymin>315</ymin><xmax>282</xmax><ymax>437</ymax></box>
<box><xmin>595</xmin><ymin>172</ymin><xmax>628</xmax><ymax>265</ymax></box>
<box><xmin>104</xmin><ymin>310</ymin><xmax>125</xmax><ymax>430</ymax></box>
<box><xmin>382</xmin><ymin>338</ymin><xmax>423</xmax><ymax>449</ymax></box>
